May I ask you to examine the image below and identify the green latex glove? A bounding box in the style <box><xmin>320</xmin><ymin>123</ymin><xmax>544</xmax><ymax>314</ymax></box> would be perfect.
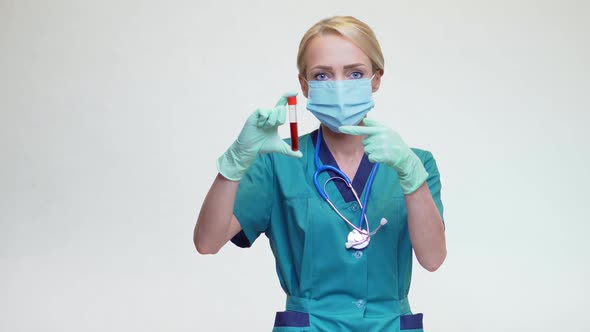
<box><xmin>339</xmin><ymin>118</ymin><xmax>428</xmax><ymax>194</ymax></box>
<box><xmin>217</xmin><ymin>92</ymin><xmax>303</xmax><ymax>181</ymax></box>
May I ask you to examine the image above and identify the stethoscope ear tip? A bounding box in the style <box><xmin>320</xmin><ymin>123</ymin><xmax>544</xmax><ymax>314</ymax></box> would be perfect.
<box><xmin>380</xmin><ymin>218</ymin><xmax>388</xmax><ymax>225</ymax></box>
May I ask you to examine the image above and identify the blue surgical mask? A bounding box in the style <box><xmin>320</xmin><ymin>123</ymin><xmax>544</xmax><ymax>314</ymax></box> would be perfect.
<box><xmin>306</xmin><ymin>77</ymin><xmax>375</xmax><ymax>133</ymax></box>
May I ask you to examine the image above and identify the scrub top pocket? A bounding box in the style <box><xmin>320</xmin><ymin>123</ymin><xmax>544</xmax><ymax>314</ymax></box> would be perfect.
<box><xmin>272</xmin><ymin>310</ymin><xmax>310</xmax><ymax>331</ymax></box>
<box><xmin>400</xmin><ymin>312</ymin><xmax>424</xmax><ymax>331</ymax></box>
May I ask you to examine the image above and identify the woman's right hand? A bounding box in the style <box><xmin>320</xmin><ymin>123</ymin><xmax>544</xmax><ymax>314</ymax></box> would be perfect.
<box><xmin>216</xmin><ymin>92</ymin><xmax>303</xmax><ymax>181</ymax></box>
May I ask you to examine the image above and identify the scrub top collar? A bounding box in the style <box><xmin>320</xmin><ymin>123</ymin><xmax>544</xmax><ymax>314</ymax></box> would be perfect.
<box><xmin>310</xmin><ymin>129</ymin><xmax>375</xmax><ymax>203</ymax></box>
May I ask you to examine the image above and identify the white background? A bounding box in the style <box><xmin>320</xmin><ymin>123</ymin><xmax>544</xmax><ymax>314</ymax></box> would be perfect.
<box><xmin>1</xmin><ymin>0</ymin><xmax>589</xmax><ymax>331</ymax></box>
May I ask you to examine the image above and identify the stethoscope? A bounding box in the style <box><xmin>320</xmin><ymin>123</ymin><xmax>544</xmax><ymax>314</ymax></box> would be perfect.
<box><xmin>313</xmin><ymin>127</ymin><xmax>388</xmax><ymax>250</ymax></box>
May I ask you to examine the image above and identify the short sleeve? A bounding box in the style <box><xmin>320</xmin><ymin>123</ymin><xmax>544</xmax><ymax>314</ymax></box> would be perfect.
<box><xmin>413</xmin><ymin>149</ymin><xmax>445</xmax><ymax>223</ymax></box>
<box><xmin>231</xmin><ymin>154</ymin><xmax>276</xmax><ymax>247</ymax></box>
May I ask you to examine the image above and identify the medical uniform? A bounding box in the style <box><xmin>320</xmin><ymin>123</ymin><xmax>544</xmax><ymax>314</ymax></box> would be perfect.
<box><xmin>232</xmin><ymin>129</ymin><xmax>444</xmax><ymax>331</ymax></box>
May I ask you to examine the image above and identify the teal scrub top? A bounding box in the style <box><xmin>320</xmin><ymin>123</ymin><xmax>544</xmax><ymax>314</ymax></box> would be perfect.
<box><xmin>233</xmin><ymin>130</ymin><xmax>444</xmax><ymax>332</ymax></box>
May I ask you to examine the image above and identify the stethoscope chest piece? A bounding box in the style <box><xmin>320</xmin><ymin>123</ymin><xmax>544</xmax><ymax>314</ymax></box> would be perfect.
<box><xmin>346</xmin><ymin>229</ymin><xmax>370</xmax><ymax>250</ymax></box>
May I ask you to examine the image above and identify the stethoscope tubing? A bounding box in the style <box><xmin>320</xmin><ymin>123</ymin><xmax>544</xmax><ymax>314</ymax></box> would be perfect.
<box><xmin>312</xmin><ymin>127</ymin><xmax>379</xmax><ymax>230</ymax></box>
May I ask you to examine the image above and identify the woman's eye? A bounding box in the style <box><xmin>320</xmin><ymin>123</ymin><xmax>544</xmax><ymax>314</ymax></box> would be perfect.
<box><xmin>350</xmin><ymin>71</ymin><xmax>364</xmax><ymax>79</ymax></box>
<box><xmin>314</xmin><ymin>73</ymin><xmax>329</xmax><ymax>81</ymax></box>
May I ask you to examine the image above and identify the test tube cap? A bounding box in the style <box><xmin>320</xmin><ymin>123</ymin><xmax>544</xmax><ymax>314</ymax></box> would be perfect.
<box><xmin>287</xmin><ymin>95</ymin><xmax>297</xmax><ymax>105</ymax></box>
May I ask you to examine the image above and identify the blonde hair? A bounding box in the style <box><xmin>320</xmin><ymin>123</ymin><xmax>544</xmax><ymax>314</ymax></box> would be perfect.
<box><xmin>297</xmin><ymin>16</ymin><xmax>385</xmax><ymax>77</ymax></box>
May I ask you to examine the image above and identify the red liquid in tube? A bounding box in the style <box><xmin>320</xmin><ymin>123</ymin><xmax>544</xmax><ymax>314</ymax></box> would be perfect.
<box><xmin>287</xmin><ymin>96</ymin><xmax>299</xmax><ymax>151</ymax></box>
<box><xmin>290</xmin><ymin>122</ymin><xmax>299</xmax><ymax>151</ymax></box>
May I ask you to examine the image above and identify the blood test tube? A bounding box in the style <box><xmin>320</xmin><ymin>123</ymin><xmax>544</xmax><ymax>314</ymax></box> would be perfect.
<box><xmin>287</xmin><ymin>95</ymin><xmax>299</xmax><ymax>151</ymax></box>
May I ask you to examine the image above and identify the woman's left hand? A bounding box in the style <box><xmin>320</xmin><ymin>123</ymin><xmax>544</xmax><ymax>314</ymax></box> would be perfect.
<box><xmin>339</xmin><ymin>118</ymin><xmax>428</xmax><ymax>194</ymax></box>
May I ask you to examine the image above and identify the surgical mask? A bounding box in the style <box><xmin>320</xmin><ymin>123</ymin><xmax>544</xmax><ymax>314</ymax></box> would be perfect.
<box><xmin>306</xmin><ymin>77</ymin><xmax>375</xmax><ymax>133</ymax></box>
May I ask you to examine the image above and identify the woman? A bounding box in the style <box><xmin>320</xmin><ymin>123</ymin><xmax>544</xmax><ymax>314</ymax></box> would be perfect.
<box><xmin>194</xmin><ymin>16</ymin><xmax>446</xmax><ymax>331</ymax></box>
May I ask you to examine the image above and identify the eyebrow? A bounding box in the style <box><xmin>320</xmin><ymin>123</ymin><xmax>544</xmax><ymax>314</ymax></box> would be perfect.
<box><xmin>344</xmin><ymin>63</ymin><xmax>367</xmax><ymax>69</ymax></box>
<box><xmin>310</xmin><ymin>63</ymin><xmax>368</xmax><ymax>71</ymax></box>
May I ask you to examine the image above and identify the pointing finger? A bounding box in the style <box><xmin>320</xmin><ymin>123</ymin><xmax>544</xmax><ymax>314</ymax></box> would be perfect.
<box><xmin>338</xmin><ymin>125</ymin><xmax>380</xmax><ymax>136</ymax></box>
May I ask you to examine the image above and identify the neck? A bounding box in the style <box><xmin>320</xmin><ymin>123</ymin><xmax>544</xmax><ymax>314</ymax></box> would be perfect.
<box><xmin>321</xmin><ymin>125</ymin><xmax>365</xmax><ymax>160</ymax></box>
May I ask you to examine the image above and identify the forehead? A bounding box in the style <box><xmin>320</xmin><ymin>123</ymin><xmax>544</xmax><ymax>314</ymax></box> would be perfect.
<box><xmin>304</xmin><ymin>33</ymin><xmax>371</xmax><ymax>68</ymax></box>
